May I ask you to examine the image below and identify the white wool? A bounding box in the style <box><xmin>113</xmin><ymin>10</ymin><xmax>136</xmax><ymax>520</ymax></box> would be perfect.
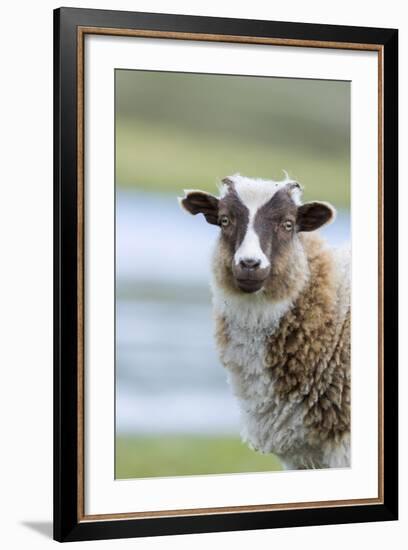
<box><xmin>323</xmin><ymin>434</ymin><xmax>351</xmax><ymax>469</ymax></box>
<box><xmin>211</xmin><ymin>282</ymin><xmax>309</xmax><ymax>459</ymax></box>
<box><xmin>233</xmin><ymin>174</ymin><xmax>287</xmax><ymax>209</ymax></box>
<box><xmin>332</xmin><ymin>244</ymin><xmax>351</xmax><ymax>319</ymax></box>
<box><xmin>218</xmin><ymin>172</ymin><xmax>302</xmax><ymax>205</ymax></box>
<box><xmin>211</xmin><ymin>282</ymin><xmax>292</xmax><ymax>333</ymax></box>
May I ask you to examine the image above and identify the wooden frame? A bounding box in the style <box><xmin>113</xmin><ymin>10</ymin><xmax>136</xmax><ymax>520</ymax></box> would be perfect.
<box><xmin>54</xmin><ymin>7</ymin><xmax>398</xmax><ymax>542</ymax></box>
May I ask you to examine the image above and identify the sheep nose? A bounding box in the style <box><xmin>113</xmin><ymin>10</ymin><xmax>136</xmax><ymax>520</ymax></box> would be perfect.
<box><xmin>239</xmin><ymin>258</ymin><xmax>261</xmax><ymax>270</ymax></box>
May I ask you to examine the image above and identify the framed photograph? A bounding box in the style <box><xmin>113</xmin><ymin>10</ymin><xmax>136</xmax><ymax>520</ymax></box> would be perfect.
<box><xmin>53</xmin><ymin>7</ymin><xmax>398</xmax><ymax>542</ymax></box>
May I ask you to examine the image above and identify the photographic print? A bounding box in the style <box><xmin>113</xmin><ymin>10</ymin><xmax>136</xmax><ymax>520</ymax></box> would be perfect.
<box><xmin>115</xmin><ymin>70</ymin><xmax>351</xmax><ymax>478</ymax></box>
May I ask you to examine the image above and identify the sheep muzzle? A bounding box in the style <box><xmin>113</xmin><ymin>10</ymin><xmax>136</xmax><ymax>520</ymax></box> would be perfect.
<box><xmin>232</xmin><ymin>263</ymin><xmax>270</xmax><ymax>293</ymax></box>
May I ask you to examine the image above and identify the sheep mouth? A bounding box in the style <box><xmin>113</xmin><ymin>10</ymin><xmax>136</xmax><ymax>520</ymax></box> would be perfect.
<box><xmin>235</xmin><ymin>277</ymin><xmax>266</xmax><ymax>293</ymax></box>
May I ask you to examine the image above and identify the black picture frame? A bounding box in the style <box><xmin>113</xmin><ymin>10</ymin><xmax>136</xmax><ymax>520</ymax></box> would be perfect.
<box><xmin>54</xmin><ymin>7</ymin><xmax>398</xmax><ymax>542</ymax></box>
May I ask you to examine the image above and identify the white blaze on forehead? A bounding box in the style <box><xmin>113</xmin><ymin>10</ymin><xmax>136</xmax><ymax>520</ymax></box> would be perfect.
<box><xmin>234</xmin><ymin>174</ymin><xmax>289</xmax><ymax>208</ymax></box>
<box><xmin>224</xmin><ymin>174</ymin><xmax>300</xmax><ymax>268</ymax></box>
<box><xmin>219</xmin><ymin>173</ymin><xmax>301</xmax><ymax>205</ymax></box>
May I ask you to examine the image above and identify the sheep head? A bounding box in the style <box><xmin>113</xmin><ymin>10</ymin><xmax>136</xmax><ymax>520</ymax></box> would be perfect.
<box><xmin>179</xmin><ymin>174</ymin><xmax>335</xmax><ymax>298</ymax></box>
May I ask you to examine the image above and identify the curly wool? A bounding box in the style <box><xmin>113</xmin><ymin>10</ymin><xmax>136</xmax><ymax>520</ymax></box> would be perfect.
<box><xmin>212</xmin><ymin>234</ymin><xmax>350</xmax><ymax>470</ymax></box>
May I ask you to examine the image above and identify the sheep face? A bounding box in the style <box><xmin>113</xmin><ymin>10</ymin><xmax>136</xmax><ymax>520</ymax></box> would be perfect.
<box><xmin>180</xmin><ymin>174</ymin><xmax>335</xmax><ymax>296</ymax></box>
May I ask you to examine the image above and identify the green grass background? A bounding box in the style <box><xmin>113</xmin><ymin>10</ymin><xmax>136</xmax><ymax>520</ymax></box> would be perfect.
<box><xmin>116</xmin><ymin>435</ymin><xmax>282</xmax><ymax>479</ymax></box>
<box><xmin>117</xmin><ymin>120</ymin><xmax>349</xmax><ymax>206</ymax></box>
<box><xmin>116</xmin><ymin>70</ymin><xmax>350</xmax><ymax>207</ymax></box>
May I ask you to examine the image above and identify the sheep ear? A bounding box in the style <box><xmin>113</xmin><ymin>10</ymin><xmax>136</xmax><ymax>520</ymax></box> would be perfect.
<box><xmin>178</xmin><ymin>190</ymin><xmax>219</xmax><ymax>226</ymax></box>
<box><xmin>296</xmin><ymin>201</ymin><xmax>336</xmax><ymax>232</ymax></box>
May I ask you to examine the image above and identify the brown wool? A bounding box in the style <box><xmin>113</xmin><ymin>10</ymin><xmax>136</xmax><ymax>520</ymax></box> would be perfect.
<box><xmin>263</xmin><ymin>236</ymin><xmax>350</xmax><ymax>446</ymax></box>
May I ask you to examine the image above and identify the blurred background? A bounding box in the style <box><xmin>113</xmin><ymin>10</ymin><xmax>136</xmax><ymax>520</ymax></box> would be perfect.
<box><xmin>115</xmin><ymin>69</ymin><xmax>350</xmax><ymax>479</ymax></box>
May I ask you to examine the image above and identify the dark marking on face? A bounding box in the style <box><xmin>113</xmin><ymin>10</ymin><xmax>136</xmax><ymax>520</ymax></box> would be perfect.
<box><xmin>180</xmin><ymin>177</ymin><xmax>335</xmax><ymax>295</ymax></box>
<box><xmin>217</xmin><ymin>187</ymin><xmax>249</xmax><ymax>257</ymax></box>
<box><xmin>254</xmin><ymin>188</ymin><xmax>298</xmax><ymax>265</ymax></box>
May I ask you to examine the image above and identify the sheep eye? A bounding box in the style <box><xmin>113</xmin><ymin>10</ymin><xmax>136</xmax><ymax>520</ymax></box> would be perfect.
<box><xmin>283</xmin><ymin>220</ymin><xmax>293</xmax><ymax>231</ymax></box>
<box><xmin>220</xmin><ymin>215</ymin><xmax>230</xmax><ymax>227</ymax></box>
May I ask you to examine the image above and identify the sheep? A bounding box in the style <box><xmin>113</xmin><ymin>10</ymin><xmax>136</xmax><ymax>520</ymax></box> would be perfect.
<box><xmin>179</xmin><ymin>173</ymin><xmax>350</xmax><ymax>470</ymax></box>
